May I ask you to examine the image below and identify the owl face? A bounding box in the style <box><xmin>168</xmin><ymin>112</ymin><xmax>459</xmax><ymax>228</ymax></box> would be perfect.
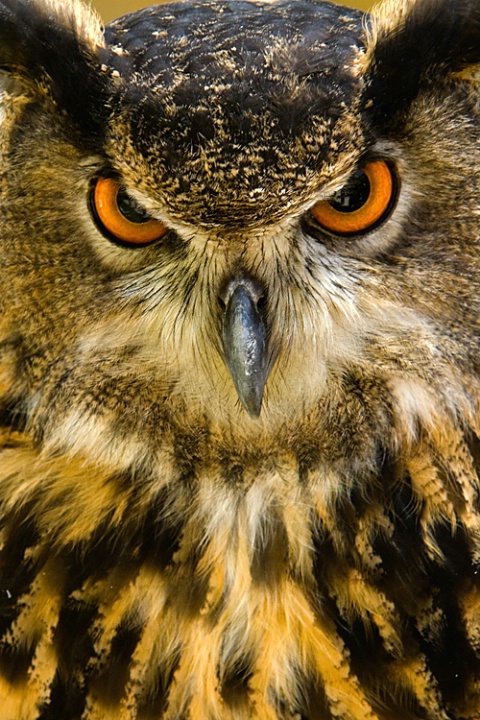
<box><xmin>1</xmin><ymin>0</ymin><xmax>480</xmax><ymax>472</ymax></box>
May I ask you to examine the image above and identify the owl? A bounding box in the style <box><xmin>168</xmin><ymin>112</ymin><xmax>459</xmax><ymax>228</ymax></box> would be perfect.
<box><xmin>1</xmin><ymin>0</ymin><xmax>480</xmax><ymax>718</ymax></box>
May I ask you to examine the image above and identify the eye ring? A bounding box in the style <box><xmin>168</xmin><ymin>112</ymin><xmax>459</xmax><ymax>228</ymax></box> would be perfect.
<box><xmin>310</xmin><ymin>160</ymin><xmax>397</xmax><ymax>236</ymax></box>
<box><xmin>91</xmin><ymin>176</ymin><xmax>168</xmax><ymax>246</ymax></box>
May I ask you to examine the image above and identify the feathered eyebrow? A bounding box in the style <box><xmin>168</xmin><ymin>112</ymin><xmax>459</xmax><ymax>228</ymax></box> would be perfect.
<box><xmin>362</xmin><ymin>0</ymin><xmax>480</xmax><ymax>132</ymax></box>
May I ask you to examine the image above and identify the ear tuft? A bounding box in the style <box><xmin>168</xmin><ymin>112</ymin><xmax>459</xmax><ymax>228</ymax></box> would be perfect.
<box><xmin>0</xmin><ymin>0</ymin><xmax>108</xmax><ymax>146</ymax></box>
<box><xmin>364</xmin><ymin>0</ymin><xmax>480</xmax><ymax>131</ymax></box>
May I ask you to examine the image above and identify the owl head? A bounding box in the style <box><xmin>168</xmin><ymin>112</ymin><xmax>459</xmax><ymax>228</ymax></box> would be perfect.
<box><xmin>0</xmin><ymin>0</ymin><xmax>480</xmax><ymax>476</ymax></box>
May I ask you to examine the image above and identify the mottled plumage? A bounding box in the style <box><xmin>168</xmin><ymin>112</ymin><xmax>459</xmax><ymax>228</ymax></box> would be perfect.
<box><xmin>1</xmin><ymin>0</ymin><xmax>480</xmax><ymax>718</ymax></box>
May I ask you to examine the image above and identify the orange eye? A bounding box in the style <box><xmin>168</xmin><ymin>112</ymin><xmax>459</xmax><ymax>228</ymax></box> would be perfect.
<box><xmin>310</xmin><ymin>160</ymin><xmax>396</xmax><ymax>236</ymax></box>
<box><xmin>91</xmin><ymin>176</ymin><xmax>168</xmax><ymax>246</ymax></box>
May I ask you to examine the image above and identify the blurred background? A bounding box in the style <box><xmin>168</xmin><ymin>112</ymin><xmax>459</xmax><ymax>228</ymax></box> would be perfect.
<box><xmin>94</xmin><ymin>0</ymin><xmax>372</xmax><ymax>23</ymax></box>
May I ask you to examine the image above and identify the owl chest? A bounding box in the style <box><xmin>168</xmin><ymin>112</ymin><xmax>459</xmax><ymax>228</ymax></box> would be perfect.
<box><xmin>1</xmin><ymin>432</ymin><xmax>480</xmax><ymax>719</ymax></box>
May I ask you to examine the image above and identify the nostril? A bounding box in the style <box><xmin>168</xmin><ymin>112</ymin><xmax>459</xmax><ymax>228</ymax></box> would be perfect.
<box><xmin>219</xmin><ymin>275</ymin><xmax>266</xmax><ymax>314</ymax></box>
<box><xmin>256</xmin><ymin>295</ymin><xmax>267</xmax><ymax>315</ymax></box>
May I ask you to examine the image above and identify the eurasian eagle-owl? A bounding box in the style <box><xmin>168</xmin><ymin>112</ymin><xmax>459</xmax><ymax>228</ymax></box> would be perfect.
<box><xmin>1</xmin><ymin>0</ymin><xmax>480</xmax><ymax>718</ymax></box>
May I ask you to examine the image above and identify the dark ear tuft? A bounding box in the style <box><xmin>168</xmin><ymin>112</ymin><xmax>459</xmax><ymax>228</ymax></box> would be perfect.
<box><xmin>364</xmin><ymin>0</ymin><xmax>480</xmax><ymax>132</ymax></box>
<box><xmin>0</xmin><ymin>0</ymin><xmax>109</xmax><ymax>147</ymax></box>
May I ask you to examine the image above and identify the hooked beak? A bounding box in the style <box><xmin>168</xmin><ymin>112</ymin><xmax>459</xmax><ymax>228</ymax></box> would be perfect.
<box><xmin>220</xmin><ymin>278</ymin><xmax>272</xmax><ymax>418</ymax></box>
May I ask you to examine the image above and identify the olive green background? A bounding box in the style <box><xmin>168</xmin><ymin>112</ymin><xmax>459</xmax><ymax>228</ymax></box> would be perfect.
<box><xmin>94</xmin><ymin>0</ymin><xmax>372</xmax><ymax>23</ymax></box>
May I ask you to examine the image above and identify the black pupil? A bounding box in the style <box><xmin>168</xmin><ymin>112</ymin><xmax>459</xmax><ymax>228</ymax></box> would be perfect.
<box><xmin>117</xmin><ymin>188</ymin><xmax>151</xmax><ymax>224</ymax></box>
<box><xmin>329</xmin><ymin>170</ymin><xmax>370</xmax><ymax>213</ymax></box>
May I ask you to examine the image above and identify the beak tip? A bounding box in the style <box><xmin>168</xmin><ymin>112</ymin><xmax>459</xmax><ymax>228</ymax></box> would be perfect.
<box><xmin>242</xmin><ymin>393</ymin><xmax>264</xmax><ymax>419</ymax></box>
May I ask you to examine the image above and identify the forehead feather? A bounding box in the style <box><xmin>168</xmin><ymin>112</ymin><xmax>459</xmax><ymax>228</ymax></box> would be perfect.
<box><xmin>103</xmin><ymin>0</ymin><xmax>366</xmax><ymax>226</ymax></box>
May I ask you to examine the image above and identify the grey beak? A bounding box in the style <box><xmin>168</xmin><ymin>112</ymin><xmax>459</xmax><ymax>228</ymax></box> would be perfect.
<box><xmin>221</xmin><ymin>280</ymin><xmax>269</xmax><ymax>418</ymax></box>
